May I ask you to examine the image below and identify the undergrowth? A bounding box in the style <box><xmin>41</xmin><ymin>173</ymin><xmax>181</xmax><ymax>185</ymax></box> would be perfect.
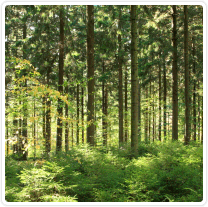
<box><xmin>5</xmin><ymin>141</ymin><xmax>203</xmax><ymax>202</ymax></box>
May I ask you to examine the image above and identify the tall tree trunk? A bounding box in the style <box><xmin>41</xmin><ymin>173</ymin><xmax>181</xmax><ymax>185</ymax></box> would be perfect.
<box><xmin>46</xmin><ymin>71</ymin><xmax>51</xmax><ymax>155</ymax></box>
<box><xmin>6</xmin><ymin>94</ymin><xmax>9</xmax><ymax>156</ymax></box>
<box><xmin>19</xmin><ymin>99</ymin><xmax>22</xmax><ymax>156</ymax></box>
<box><xmin>56</xmin><ymin>7</ymin><xmax>64</xmax><ymax>152</ymax></box>
<box><xmin>104</xmin><ymin>85</ymin><xmax>108</xmax><ymax>146</ymax></box>
<box><xmin>65</xmin><ymin>85</ymin><xmax>69</xmax><ymax>152</ymax></box>
<box><xmin>201</xmin><ymin>94</ymin><xmax>203</xmax><ymax>144</ymax></box>
<box><xmin>102</xmin><ymin>61</ymin><xmax>108</xmax><ymax>146</ymax></box>
<box><xmin>172</xmin><ymin>5</ymin><xmax>178</xmax><ymax>141</ymax></box>
<box><xmin>72</xmin><ymin>114</ymin><xmax>74</xmax><ymax>147</ymax></box>
<box><xmin>148</xmin><ymin>82</ymin><xmax>151</xmax><ymax>143</ymax></box>
<box><xmin>77</xmin><ymin>83</ymin><xmax>80</xmax><ymax>144</ymax></box>
<box><xmin>33</xmin><ymin>97</ymin><xmax>36</xmax><ymax>159</ymax></box>
<box><xmin>87</xmin><ymin>5</ymin><xmax>95</xmax><ymax>146</ymax></box>
<box><xmin>124</xmin><ymin>66</ymin><xmax>128</xmax><ymax>143</ymax></box>
<box><xmin>197</xmin><ymin>81</ymin><xmax>200</xmax><ymax>141</ymax></box>
<box><xmin>102</xmin><ymin>61</ymin><xmax>106</xmax><ymax>145</ymax></box>
<box><xmin>145</xmin><ymin>86</ymin><xmax>148</xmax><ymax>143</ymax></box>
<box><xmin>138</xmin><ymin>75</ymin><xmax>141</xmax><ymax>143</ymax></box>
<box><xmin>158</xmin><ymin>61</ymin><xmax>162</xmax><ymax>141</ymax></box>
<box><xmin>192</xmin><ymin>37</ymin><xmax>196</xmax><ymax>141</ymax></box>
<box><xmin>163</xmin><ymin>53</ymin><xmax>167</xmax><ymax>141</ymax></box>
<box><xmin>42</xmin><ymin>95</ymin><xmax>46</xmax><ymax>150</ymax></box>
<box><xmin>131</xmin><ymin>5</ymin><xmax>138</xmax><ymax>155</ymax></box>
<box><xmin>118</xmin><ymin>6</ymin><xmax>124</xmax><ymax>147</ymax></box>
<box><xmin>81</xmin><ymin>85</ymin><xmax>84</xmax><ymax>144</ymax></box>
<box><xmin>184</xmin><ymin>5</ymin><xmax>190</xmax><ymax>145</ymax></box>
<box><xmin>152</xmin><ymin>83</ymin><xmax>155</xmax><ymax>142</ymax></box>
<box><xmin>22</xmin><ymin>21</ymin><xmax>28</xmax><ymax>160</ymax></box>
<box><xmin>13</xmin><ymin>34</ymin><xmax>19</xmax><ymax>156</ymax></box>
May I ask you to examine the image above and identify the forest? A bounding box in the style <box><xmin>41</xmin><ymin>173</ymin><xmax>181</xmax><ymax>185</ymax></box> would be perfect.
<box><xmin>5</xmin><ymin>5</ymin><xmax>203</xmax><ymax>202</ymax></box>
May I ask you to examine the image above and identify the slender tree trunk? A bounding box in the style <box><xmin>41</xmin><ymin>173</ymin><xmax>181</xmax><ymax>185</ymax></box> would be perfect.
<box><xmin>70</xmin><ymin>82</ymin><xmax>74</xmax><ymax>147</ymax></box>
<box><xmin>118</xmin><ymin>6</ymin><xmax>124</xmax><ymax>147</ymax></box>
<box><xmin>152</xmin><ymin>83</ymin><xmax>155</xmax><ymax>142</ymax></box>
<box><xmin>184</xmin><ymin>5</ymin><xmax>190</xmax><ymax>145</ymax></box>
<box><xmin>13</xmin><ymin>34</ymin><xmax>19</xmax><ymax>156</ymax></box>
<box><xmin>104</xmin><ymin>85</ymin><xmax>108</xmax><ymax>146</ymax></box>
<box><xmin>77</xmin><ymin>84</ymin><xmax>80</xmax><ymax>144</ymax></box>
<box><xmin>159</xmin><ymin>61</ymin><xmax>162</xmax><ymax>141</ymax></box>
<box><xmin>56</xmin><ymin>7</ymin><xmax>64</xmax><ymax>152</ymax></box>
<box><xmin>81</xmin><ymin>85</ymin><xmax>84</xmax><ymax>144</ymax></box>
<box><xmin>138</xmin><ymin>75</ymin><xmax>141</xmax><ymax>143</ymax></box>
<box><xmin>167</xmin><ymin>112</ymin><xmax>170</xmax><ymax>139</ymax></box>
<box><xmin>163</xmin><ymin>53</ymin><xmax>167</xmax><ymax>141</ymax></box>
<box><xmin>33</xmin><ymin>97</ymin><xmax>36</xmax><ymax>159</ymax></box>
<box><xmin>5</xmin><ymin>34</ymin><xmax>10</xmax><ymax>156</ymax></box>
<box><xmin>19</xmin><ymin>99</ymin><xmax>22</xmax><ymax>156</ymax></box>
<box><xmin>148</xmin><ymin>82</ymin><xmax>151</xmax><ymax>143</ymax></box>
<box><xmin>46</xmin><ymin>71</ymin><xmax>51</xmax><ymax>155</ymax></box>
<box><xmin>197</xmin><ymin>81</ymin><xmax>200</xmax><ymax>141</ymax></box>
<box><xmin>102</xmin><ymin>63</ymin><xmax>105</xmax><ymax>145</ymax></box>
<box><xmin>102</xmin><ymin>61</ymin><xmax>108</xmax><ymax>146</ymax></box>
<box><xmin>87</xmin><ymin>5</ymin><xmax>95</xmax><ymax>146</ymax></box>
<box><xmin>131</xmin><ymin>5</ymin><xmax>139</xmax><ymax>155</ymax></box>
<box><xmin>124</xmin><ymin>66</ymin><xmax>128</xmax><ymax>143</ymax></box>
<box><xmin>145</xmin><ymin>86</ymin><xmax>148</xmax><ymax>143</ymax></box>
<box><xmin>94</xmin><ymin>103</ymin><xmax>97</xmax><ymax>146</ymax></box>
<box><xmin>172</xmin><ymin>5</ymin><xmax>178</xmax><ymax>141</ymax></box>
<box><xmin>72</xmin><ymin>114</ymin><xmax>74</xmax><ymax>147</ymax></box>
<box><xmin>21</xmin><ymin>20</ymin><xmax>28</xmax><ymax>160</ymax></box>
<box><xmin>192</xmin><ymin>37</ymin><xmax>196</xmax><ymax>141</ymax></box>
<box><xmin>6</xmin><ymin>94</ymin><xmax>9</xmax><ymax>156</ymax></box>
<box><xmin>65</xmin><ymin>85</ymin><xmax>69</xmax><ymax>152</ymax></box>
<box><xmin>42</xmin><ymin>95</ymin><xmax>46</xmax><ymax>147</ymax></box>
<box><xmin>201</xmin><ymin>94</ymin><xmax>203</xmax><ymax>144</ymax></box>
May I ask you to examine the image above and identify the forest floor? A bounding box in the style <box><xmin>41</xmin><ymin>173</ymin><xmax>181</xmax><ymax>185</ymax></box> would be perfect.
<box><xmin>5</xmin><ymin>141</ymin><xmax>203</xmax><ymax>202</ymax></box>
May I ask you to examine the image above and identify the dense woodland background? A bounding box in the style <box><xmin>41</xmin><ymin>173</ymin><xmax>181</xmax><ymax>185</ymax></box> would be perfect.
<box><xmin>5</xmin><ymin>5</ymin><xmax>203</xmax><ymax>202</ymax></box>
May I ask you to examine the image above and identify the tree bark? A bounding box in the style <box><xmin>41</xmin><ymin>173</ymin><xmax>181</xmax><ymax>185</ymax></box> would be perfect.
<box><xmin>138</xmin><ymin>75</ymin><xmax>141</xmax><ymax>143</ymax></box>
<box><xmin>22</xmin><ymin>21</ymin><xmax>28</xmax><ymax>160</ymax></box>
<box><xmin>172</xmin><ymin>5</ymin><xmax>178</xmax><ymax>141</ymax></box>
<box><xmin>118</xmin><ymin>6</ymin><xmax>124</xmax><ymax>147</ymax></box>
<box><xmin>81</xmin><ymin>84</ymin><xmax>84</xmax><ymax>144</ymax></box>
<box><xmin>163</xmin><ymin>53</ymin><xmax>167</xmax><ymax>141</ymax></box>
<box><xmin>42</xmin><ymin>95</ymin><xmax>46</xmax><ymax>149</ymax></box>
<box><xmin>77</xmin><ymin>83</ymin><xmax>80</xmax><ymax>144</ymax></box>
<box><xmin>152</xmin><ymin>83</ymin><xmax>155</xmax><ymax>142</ymax></box>
<box><xmin>124</xmin><ymin>66</ymin><xmax>128</xmax><ymax>143</ymax></box>
<box><xmin>131</xmin><ymin>5</ymin><xmax>139</xmax><ymax>155</ymax></box>
<box><xmin>65</xmin><ymin>84</ymin><xmax>69</xmax><ymax>152</ymax></box>
<box><xmin>148</xmin><ymin>82</ymin><xmax>151</xmax><ymax>143</ymax></box>
<box><xmin>192</xmin><ymin>36</ymin><xmax>196</xmax><ymax>141</ymax></box>
<box><xmin>201</xmin><ymin>94</ymin><xmax>203</xmax><ymax>144</ymax></box>
<box><xmin>145</xmin><ymin>86</ymin><xmax>148</xmax><ymax>144</ymax></box>
<box><xmin>102</xmin><ymin>61</ymin><xmax>108</xmax><ymax>146</ymax></box>
<box><xmin>159</xmin><ymin>61</ymin><xmax>162</xmax><ymax>141</ymax></box>
<box><xmin>6</xmin><ymin>94</ymin><xmax>9</xmax><ymax>156</ymax></box>
<box><xmin>87</xmin><ymin>5</ymin><xmax>95</xmax><ymax>146</ymax></box>
<box><xmin>46</xmin><ymin>71</ymin><xmax>51</xmax><ymax>155</ymax></box>
<box><xmin>33</xmin><ymin>97</ymin><xmax>36</xmax><ymax>159</ymax></box>
<box><xmin>56</xmin><ymin>7</ymin><xmax>64</xmax><ymax>152</ymax></box>
<box><xmin>197</xmin><ymin>81</ymin><xmax>200</xmax><ymax>141</ymax></box>
<box><xmin>72</xmin><ymin>114</ymin><xmax>74</xmax><ymax>147</ymax></box>
<box><xmin>184</xmin><ymin>5</ymin><xmax>190</xmax><ymax>145</ymax></box>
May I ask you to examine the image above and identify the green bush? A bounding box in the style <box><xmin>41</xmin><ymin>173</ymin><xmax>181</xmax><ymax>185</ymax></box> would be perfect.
<box><xmin>123</xmin><ymin>141</ymin><xmax>203</xmax><ymax>202</ymax></box>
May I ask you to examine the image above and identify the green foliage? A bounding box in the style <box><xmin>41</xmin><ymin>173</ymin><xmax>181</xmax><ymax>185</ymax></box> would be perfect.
<box><xmin>5</xmin><ymin>142</ymin><xmax>203</xmax><ymax>202</ymax></box>
<box><xmin>124</xmin><ymin>141</ymin><xmax>203</xmax><ymax>202</ymax></box>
